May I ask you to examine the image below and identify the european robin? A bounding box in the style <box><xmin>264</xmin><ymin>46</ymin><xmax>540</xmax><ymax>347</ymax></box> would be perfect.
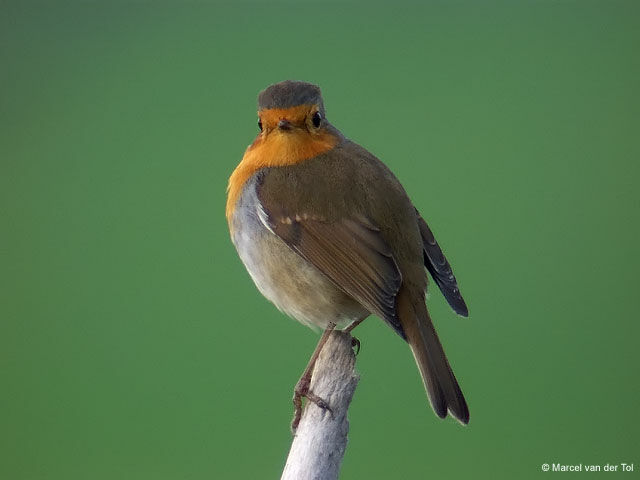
<box><xmin>226</xmin><ymin>80</ymin><xmax>469</xmax><ymax>430</ymax></box>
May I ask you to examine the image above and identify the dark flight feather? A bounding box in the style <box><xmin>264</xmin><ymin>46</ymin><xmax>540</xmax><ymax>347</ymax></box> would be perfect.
<box><xmin>416</xmin><ymin>212</ymin><xmax>469</xmax><ymax>317</ymax></box>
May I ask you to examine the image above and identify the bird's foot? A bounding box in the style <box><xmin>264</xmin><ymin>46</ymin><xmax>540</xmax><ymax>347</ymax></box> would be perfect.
<box><xmin>291</xmin><ymin>375</ymin><xmax>333</xmax><ymax>434</ymax></box>
<box><xmin>351</xmin><ymin>336</ymin><xmax>361</xmax><ymax>355</ymax></box>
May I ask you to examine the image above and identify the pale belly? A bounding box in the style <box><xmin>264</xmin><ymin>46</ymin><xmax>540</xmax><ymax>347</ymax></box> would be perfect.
<box><xmin>230</xmin><ymin>177</ymin><xmax>369</xmax><ymax>330</ymax></box>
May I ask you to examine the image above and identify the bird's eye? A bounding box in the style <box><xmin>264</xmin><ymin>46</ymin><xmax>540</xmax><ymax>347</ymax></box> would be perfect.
<box><xmin>312</xmin><ymin>111</ymin><xmax>322</xmax><ymax>128</ymax></box>
<box><xmin>258</xmin><ymin>119</ymin><xmax>263</xmax><ymax>131</ymax></box>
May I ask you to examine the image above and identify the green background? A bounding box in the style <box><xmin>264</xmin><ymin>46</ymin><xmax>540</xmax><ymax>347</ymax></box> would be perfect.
<box><xmin>2</xmin><ymin>1</ymin><xmax>638</xmax><ymax>478</ymax></box>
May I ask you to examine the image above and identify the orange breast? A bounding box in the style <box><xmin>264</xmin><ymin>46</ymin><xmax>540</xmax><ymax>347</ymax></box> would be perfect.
<box><xmin>226</xmin><ymin>128</ymin><xmax>338</xmax><ymax>224</ymax></box>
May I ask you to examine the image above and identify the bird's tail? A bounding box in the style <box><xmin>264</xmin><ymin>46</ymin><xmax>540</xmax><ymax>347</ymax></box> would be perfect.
<box><xmin>397</xmin><ymin>287</ymin><xmax>469</xmax><ymax>424</ymax></box>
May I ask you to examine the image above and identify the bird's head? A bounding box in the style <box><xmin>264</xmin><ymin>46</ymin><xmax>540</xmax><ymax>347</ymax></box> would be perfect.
<box><xmin>256</xmin><ymin>81</ymin><xmax>329</xmax><ymax>138</ymax></box>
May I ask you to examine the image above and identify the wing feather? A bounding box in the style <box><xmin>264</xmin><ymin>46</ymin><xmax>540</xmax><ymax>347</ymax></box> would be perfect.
<box><xmin>257</xmin><ymin>189</ymin><xmax>404</xmax><ymax>336</ymax></box>
<box><xmin>417</xmin><ymin>212</ymin><xmax>468</xmax><ymax>317</ymax></box>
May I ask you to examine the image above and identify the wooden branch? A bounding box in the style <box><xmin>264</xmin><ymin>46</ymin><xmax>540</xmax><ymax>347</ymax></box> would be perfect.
<box><xmin>281</xmin><ymin>331</ymin><xmax>359</xmax><ymax>480</ymax></box>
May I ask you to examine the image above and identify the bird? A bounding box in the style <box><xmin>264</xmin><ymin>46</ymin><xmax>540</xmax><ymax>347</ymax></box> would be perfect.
<box><xmin>226</xmin><ymin>80</ymin><xmax>469</xmax><ymax>430</ymax></box>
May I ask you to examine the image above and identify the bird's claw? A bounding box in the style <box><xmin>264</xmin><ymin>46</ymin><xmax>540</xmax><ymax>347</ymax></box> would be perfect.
<box><xmin>291</xmin><ymin>378</ymin><xmax>333</xmax><ymax>434</ymax></box>
<box><xmin>351</xmin><ymin>336</ymin><xmax>361</xmax><ymax>355</ymax></box>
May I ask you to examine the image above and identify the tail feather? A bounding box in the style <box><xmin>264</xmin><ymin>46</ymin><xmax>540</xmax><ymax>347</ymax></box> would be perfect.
<box><xmin>398</xmin><ymin>287</ymin><xmax>469</xmax><ymax>425</ymax></box>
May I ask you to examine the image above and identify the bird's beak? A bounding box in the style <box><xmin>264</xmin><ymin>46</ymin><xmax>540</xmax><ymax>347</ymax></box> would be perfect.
<box><xmin>277</xmin><ymin>119</ymin><xmax>292</xmax><ymax>131</ymax></box>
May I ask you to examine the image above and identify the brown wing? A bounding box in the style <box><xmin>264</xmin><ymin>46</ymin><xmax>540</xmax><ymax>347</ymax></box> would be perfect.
<box><xmin>256</xmin><ymin>188</ymin><xmax>405</xmax><ymax>337</ymax></box>
<box><xmin>416</xmin><ymin>211</ymin><xmax>468</xmax><ymax>317</ymax></box>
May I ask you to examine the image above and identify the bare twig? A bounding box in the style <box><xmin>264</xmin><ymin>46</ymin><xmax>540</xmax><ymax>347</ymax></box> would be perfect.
<box><xmin>281</xmin><ymin>331</ymin><xmax>359</xmax><ymax>480</ymax></box>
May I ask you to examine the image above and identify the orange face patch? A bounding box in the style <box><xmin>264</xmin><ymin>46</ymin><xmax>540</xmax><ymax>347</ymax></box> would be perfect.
<box><xmin>226</xmin><ymin>105</ymin><xmax>337</xmax><ymax>224</ymax></box>
<box><xmin>259</xmin><ymin>104</ymin><xmax>314</xmax><ymax>130</ymax></box>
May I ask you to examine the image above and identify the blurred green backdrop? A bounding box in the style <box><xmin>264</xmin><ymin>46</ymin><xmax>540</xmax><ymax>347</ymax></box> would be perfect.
<box><xmin>2</xmin><ymin>1</ymin><xmax>638</xmax><ymax>479</ymax></box>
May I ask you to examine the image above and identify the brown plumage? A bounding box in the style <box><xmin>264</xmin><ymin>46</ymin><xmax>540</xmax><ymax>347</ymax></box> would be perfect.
<box><xmin>227</xmin><ymin>80</ymin><xmax>469</xmax><ymax>424</ymax></box>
